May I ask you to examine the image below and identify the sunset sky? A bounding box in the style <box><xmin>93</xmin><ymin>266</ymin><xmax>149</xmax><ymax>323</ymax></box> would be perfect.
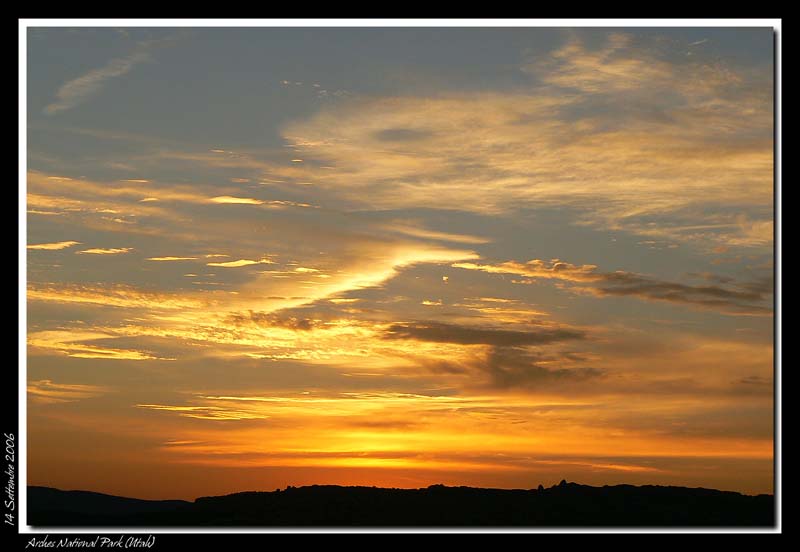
<box><xmin>26</xmin><ymin>26</ymin><xmax>774</xmax><ymax>500</ymax></box>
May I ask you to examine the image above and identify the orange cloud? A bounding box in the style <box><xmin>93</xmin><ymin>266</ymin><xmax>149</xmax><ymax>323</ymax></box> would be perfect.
<box><xmin>28</xmin><ymin>241</ymin><xmax>81</xmax><ymax>250</ymax></box>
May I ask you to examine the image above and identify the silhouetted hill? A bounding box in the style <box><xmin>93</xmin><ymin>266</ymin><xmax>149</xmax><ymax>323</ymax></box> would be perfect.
<box><xmin>27</xmin><ymin>486</ymin><xmax>191</xmax><ymax>526</ymax></box>
<box><xmin>28</xmin><ymin>481</ymin><xmax>774</xmax><ymax>527</ymax></box>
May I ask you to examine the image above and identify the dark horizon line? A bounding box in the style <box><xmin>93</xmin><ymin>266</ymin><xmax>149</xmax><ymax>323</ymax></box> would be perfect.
<box><xmin>26</xmin><ymin>481</ymin><xmax>775</xmax><ymax>528</ymax></box>
<box><xmin>28</xmin><ymin>479</ymin><xmax>774</xmax><ymax>504</ymax></box>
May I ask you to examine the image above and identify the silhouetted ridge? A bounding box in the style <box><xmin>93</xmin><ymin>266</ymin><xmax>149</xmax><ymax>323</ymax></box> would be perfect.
<box><xmin>28</xmin><ymin>482</ymin><xmax>773</xmax><ymax>527</ymax></box>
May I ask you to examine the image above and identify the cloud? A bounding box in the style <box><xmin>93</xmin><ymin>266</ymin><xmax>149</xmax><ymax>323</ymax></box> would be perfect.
<box><xmin>738</xmin><ymin>375</ymin><xmax>772</xmax><ymax>387</ymax></box>
<box><xmin>77</xmin><ymin>247</ymin><xmax>133</xmax><ymax>255</ymax></box>
<box><xmin>209</xmin><ymin>196</ymin><xmax>265</xmax><ymax>205</ymax></box>
<box><xmin>27</xmin><ymin>330</ymin><xmax>170</xmax><ymax>360</ymax></box>
<box><xmin>579</xmin><ymin>277</ymin><xmax>773</xmax><ymax>316</ymax></box>
<box><xmin>207</xmin><ymin>258</ymin><xmax>274</xmax><ymax>268</ymax></box>
<box><xmin>383</xmin><ymin>321</ymin><xmax>585</xmax><ymax>347</ymax></box>
<box><xmin>277</xmin><ymin>33</ymin><xmax>772</xmax><ymax>248</ymax></box>
<box><xmin>136</xmin><ymin>391</ymin><xmax>481</xmax><ymax>424</ymax></box>
<box><xmin>147</xmin><ymin>256</ymin><xmax>198</xmax><ymax>261</ymax></box>
<box><xmin>28</xmin><ymin>283</ymin><xmax>210</xmax><ymax>310</ymax></box>
<box><xmin>27</xmin><ymin>241</ymin><xmax>81</xmax><ymax>250</ymax></box>
<box><xmin>378</xmin><ymin>319</ymin><xmax>599</xmax><ymax>390</ymax></box>
<box><xmin>454</xmin><ymin>258</ymin><xmax>773</xmax><ymax>316</ymax></box>
<box><xmin>525</xmin><ymin>32</ymin><xmax>676</xmax><ymax>94</ymax></box>
<box><xmin>232</xmin><ymin>242</ymin><xmax>479</xmax><ymax>315</ymax></box>
<box><xmin>481</xmin><ymin>347</ymin><xmax>605</xmax><ymax>389</ymax></box>
<box><xmin>730</xmin><ymin>217</ymin><xmax>774</xmax><ymax>247</ymax></box>
<box><xmin>226</xmin><ymin>311</ymin><xmax>320</xmax><ymax>331</ymax></box>
<box><xmin>135</xmin><ymin>403</ymin><xmax>266</xmax><ymax>421</ymax></box>
<box><xmin>454</xmin><ymin>259</ymin><xmax>598</xmax><ymax>282</ymax></box>
<box><xmin>28</xmin><ymin>379</ymin><xmax>110</xmax><ymax>404</ymax></box>
<box><xmin>383</xmin><ymin>223</ymin><xmax>490</xmax><ymax>245</ymax></box>
<box><xmin>44</xmin><ymin>48</ymin><xmax>151</xmax><ymax>115</ymax></box>
<box><xmin>372</xmin><ymin>127</ymin><xmax>435</xmax><ymax>142</ymax></box>
<box><xmin>26</xmin><ymin>171</ymin><xmax>315</xmax><ymax>221</ymax></box>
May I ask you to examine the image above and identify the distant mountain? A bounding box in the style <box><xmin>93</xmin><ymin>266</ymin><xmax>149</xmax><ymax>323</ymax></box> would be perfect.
<box><xmin>28</xmin><ymin>481</ymin><xmax>774</xmax><ymax>527</ymax></box>
<box><xmin>28</xmin><ymin>486</ymin><xmax>190</xmax><ymax>519</ymax></box>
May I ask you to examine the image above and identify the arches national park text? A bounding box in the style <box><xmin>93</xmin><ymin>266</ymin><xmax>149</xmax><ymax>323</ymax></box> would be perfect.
<box><xmin>26</xmin><ymin>536</ymin><xmax>156</xmax><ymax>549</ymax></box>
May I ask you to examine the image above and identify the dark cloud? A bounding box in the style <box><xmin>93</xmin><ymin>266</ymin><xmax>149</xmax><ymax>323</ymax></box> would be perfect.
<box><xmin>482</xmin><ymin>346</ymin><xmax>605</xmax><ymax>389</ymax></box>
<box><xmin>736</xmin><ymin>276</ymin><xmax>774</xmax><ymax>296</ymax></box>
<box><xmin>226</xmin><ymin>310</ymin><xmax>319</xmax><ymax>331</ymax></box>
<box><xmin>456</xmin><ymin>258</ymin><xmax>773</xmax><ymax>316</ymax></box>
<box><xmin>738</xmin><ymin>375</ymin><xmax>772</xmax><ymax>387</ymax></box>
<box><xmin>372</xmin><ymin>127</ymin><xmax>433</xmax><ymax>142</ymax></box>
<box><xmin>687</xmin><ymin>272</ymin><xmax>736</xmax><ymax>284</ymax></box>
<box><xmin>414</xmin><ymin>358</ymin><xmax>472</xmax><ymax>375</ymax></box>
<box><xmin>383</xmin><ymin>321</ymin><xmax>598</xmax><ymax>389</ymax></box>
<box><xmin>730</xmin><ymin>375</ymin><xmax>773</xmax><ymax>397</ymax></box>
<box><xmin>345</xmin><ymin>419</ymin><xmax>422</xmax><ymax>431</ymax></box>
<box><xmin>383</xmin><ymin>321</ymin><xmax>585</xmax><ymax>346</ymax></box>
<box><xmin>599</xmin><ymin>401</ymin><xmax>774</xmax><ymax>440</ymax></box>
<box><xmin>586</xmin><ymin>274</ymin><xmax>772</xmax><ymax>315</ymax></box>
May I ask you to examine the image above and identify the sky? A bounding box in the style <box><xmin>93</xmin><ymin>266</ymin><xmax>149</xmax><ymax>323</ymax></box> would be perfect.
<box><xmin>25</xmin><ymin>26</ymin><xmax>775</xmax><ymax>500</ymax></box>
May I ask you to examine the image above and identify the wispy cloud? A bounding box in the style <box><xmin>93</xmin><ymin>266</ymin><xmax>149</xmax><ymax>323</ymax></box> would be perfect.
<box><xmin>28</xmin><ymin>330</ymin><xmax>170</xmax><ymax>360</ymax></box>
<box><xmin>27</xmin><ymin>171</ymin><xmax>316</xmax><ymax>216</ymax></box>
<box><xmin>77</xmin><ymin>247</ymin><xmax>133</xmax><ymax>255</ymax></box>
<box><xmin>28</xmin><ymin>379</ymin><xmax>110</xmax><ymax>404</ymax></box>
<box><xmin>136</xmin><ymin>403</ymin><xmax>266</xmax><ymax>421</ymax></box>
<box><xmin>385</xmin><ymin>223</ymin><xmax>490</xmax><ymax>245</ymax></box>
<box><xmin>28</xmin><ymin>283</ymin><xmax>210</xmax><ymax>310</ymax></box>
<box><xmin>454</xmin><ymin>259</ymin><xmax>773</xmax><ymax>316</ymax></box>
<box><xmin>44</xmin><ymin>48</ymin><xmax>151</xmax><ymax>115</ymax></box>
<box><xmin>207</xmin><ymin>258</ymin><xmax>274</xmax><ymax>268</ymax></box>
<box><xmin>27</xmin><ymin>240</ymin><xmax>81</xmax><ymax>250</ymax></box>
<box><xmin>278</xmin><ymin>33</ymin><xmax>772</xmax><ymax>248</ymax></box>
<box><xmin>383</xmin><ymin>321</ymin><xmax>585</xmax><ymax>347</ymax></box>
<box><xmin>209</xmin><ymin>196</ymin><xmax>265</xmax><ymax>205</ymax></box>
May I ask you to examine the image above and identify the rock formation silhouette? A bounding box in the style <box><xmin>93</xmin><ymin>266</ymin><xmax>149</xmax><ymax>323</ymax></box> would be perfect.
<box><xmin>28</xmin><ymin>481</ymin><xmax>774</xmax><ymax>527</ymax></box>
